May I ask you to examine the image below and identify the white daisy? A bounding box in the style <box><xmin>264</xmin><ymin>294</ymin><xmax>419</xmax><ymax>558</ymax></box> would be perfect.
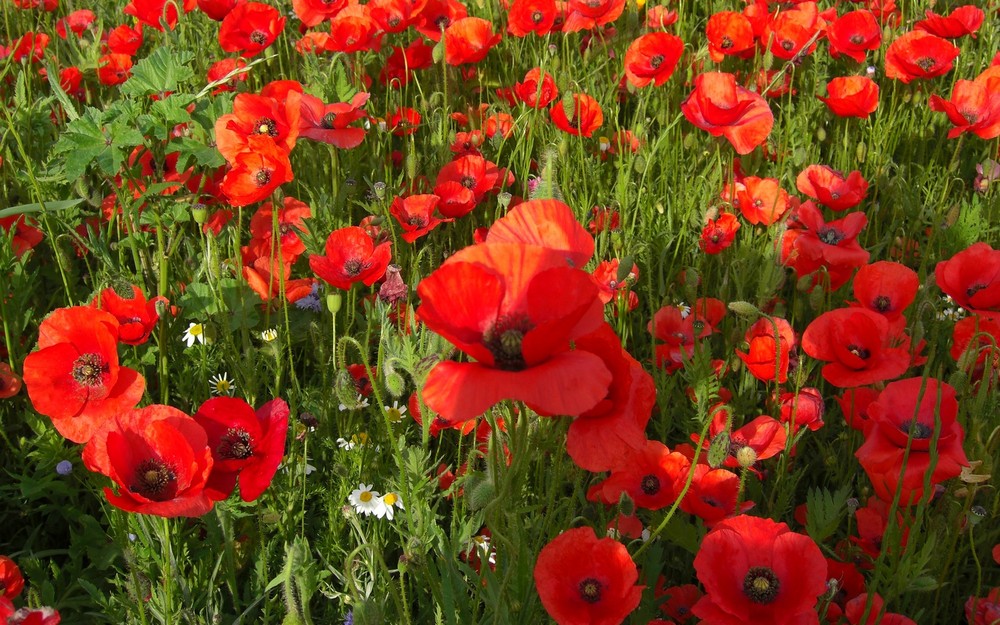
<box><xmin>677</xmin><ymin>302</ymin><xmax>692</xmax><ymax>319</ymax></box>
<box><xmin>209</xmin><ymin>372</ymin><xmax>235</xmax><ymax>396</ymax></box>
<box><xmin>182</xmin><ymin>322</ymin><xmax>206</xmax><ymax>347</ymax></box>
<box><xmin>339</xmin><ymin>394</ymin><xmax>370</xmax><ymax>411</ymax></box>
<box><xmin>260</xmin><ymin>328</ymin><xmax>278</xmax><ymax>342</ymax></box>
<box><xmin>348</xmin><ymin>483</ymin><xmax>382</xmax><ymax>517</ymax></box>
<box><xmin>377</xmin><ymin>492</ymin><xmax>405</xmax><ymax>520</ymax></box>
<box><xmin>337</xmin><ymin>432</ymin><xmax>371</xmax><ymax>450</ymax></box>
<box><xmin>384</xmin><ymin>401</ymin><xmax>408</xmax><ymax>424</ymax></box>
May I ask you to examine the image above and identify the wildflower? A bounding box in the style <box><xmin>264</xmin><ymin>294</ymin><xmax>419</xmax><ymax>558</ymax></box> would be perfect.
<box><xmin>884</xmin><ymin>31</ymin><xmax>959</xmax><ymax>84</ymax></box>
<box><xmin>182</xmin><ymin>322</ymin><xmax>207</xmax><ymax>347</ymax></box>
<box><xmin>56</xmin><ymin>460</ymin><xmax>73</xmax><ymax>476</ymax></box>
<box><xmin>384</xmin><ymin>401</ymin><xmax>408</xmax><ymax>423</ymax></box>
<box><xmin>260</xmin><ymin>328</ymin><xmax>278</xmax><ymax>342</ymax></box>
<box><xmin>819</xmin><ymin>76</ymin><xmax>879</xmax><ymax>119</ymax></box>
<box><xmin>0</xmin><ymin>556</ymin><xmax>24</xmax><ymax>600</ymax></box>
<box><xmin>801</xmin><ymin>308</ymin><xmax>911</xmax><ymax>387</ymax></box>
<box><xmin>348</xmin><ymin>483</ymin><xmax>382</xmax><ymax>516</ymax></box>
<box><xmin>339</xmin><ymin>394</ymin><xmax>370</xmax><ymax>411</ymax></box>
<box><xmin>377</xmin><ymin>491</ymin><xmax>405</xmax><ymax>520</ymax></box>
<box><xmin>209</xmin><ymin>372</ymin><xmax>236</xmax><ymax>396</ymax></box>
<box><xmin>0</xmin><ymin>363</ymin><xmax>22</xmax><ymax>399</ymax></box>
<box><xmin>681</xmin><ymin>72</ymin><xmax>774</xmax><ymax>155</ymax></box>
<box><xmin>934</xmin><ymin>242</ymin><xmax>1000</xmax><ymax>313</ymax></box>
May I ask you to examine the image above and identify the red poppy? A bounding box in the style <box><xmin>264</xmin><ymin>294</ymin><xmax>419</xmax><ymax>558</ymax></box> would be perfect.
<box><xmin>124</xmin><ymin>0</ymin><xmax>182</xmax><ymax>31</ymax></box>
<box><xmin>884</xmin><ymin>31</ymin><xmax>960</xmax><ymax>84</ymax></box>
<box><xmin>291</xmin><ymin>0</ymin><xmax>347</xmax><ymax>27</ymax></box>
<box><xmin>846</xmin><ymin>593</ymin><xmax>917</xmax><ymax>625</ymax></box>
<box><xmin>763</xmin><ymin>3</ymin><xmax>821</xmax><ymax>61</ymax></box>
<box><xmin>681</xmin><ymin>72</ymin><xmax>774</xmax><ymax>155</ymax></box>
<box><xmin>92</xmin><ymin>285</ymin><xmax>166</xmax><ymax>346</ymax></box>
<box><xmin>105</xmin><ymin>24</ymin><xmax>143</xmax><ymax>55</ymax></box>
<box><xmin>193</xmin><ymin>397</ymin><xmax>289</xmax><ymax>502</ymax></box>
<box><xmin>22</xmin><ymin>307</ymin><xmax>145</xmax><ymax>444</ymax></box>
<box><xmin>647</xmin><ymin>302</ymin><xmax>715</xmax><ymax>373</ymax></box>
<box><xmin>624</xmin><ymin>32</ymin><xmax>684</xmax><ymax>88</ymax></box>
<box><xmin>827</xmin><ymin>10</ymin><xmax>881</xmax><ymax>63</ymax></box>
<box><xmin>778</xmin><ymin>387</ymin><xmax>824</xmax><ymax>433</ymax></box>
<box><xmin>850</xmin><ymin>261</ymin><xmax>918</xmax><ymax>330</ymax></box>
<box><xmin>82</xmin><ymin>405</ymin><xmax>214</xmax><ymax>517</ymax></box>
<box><xmin>380</xmin><ymin>39</ymin><xmax>434</xmax><ymax>87</ymax></box>
<box><xmin>951</xmin><ymin>314</ymin><xmax>1000</xmax><ymax>387</ymax></box>
<box><xmin>390</xmin><ymin>194</ymin><xmax>449</xmax><ymax>243</ymax></box>
<box><xmin>507</xmin><ymin>0</ymin><xmax>557</xmax><ymax>37</ymax></box>
<box><xmin>0</xmin><ymin>556</ymin><xmax>23</xmax><ymax>600</ymax></box>
<box><xmin>693</xmin><ymin>515</ymin><xmax>828</xmax><ymax>625</ymax></box>
<box><xmin>801</xmin><ymin>308</ymin><xmax>911</xmax><ymax>387</ymax></box>
<box><xmin>444</xmin><ymin>17</ymin><xmax>501</xmax><ymax>65</ymax></box>
<box><xmin>928</xmin><ymin>79</ymin><xmax>1000</xmax><ymax>141</ymax></box>
<box><xmin>97</xmin><ymin>53</ymin><xmax>133</xmax><ymax>86</ymax></box>
<box><xmin>966</xmin><ymin>588</ymin><xmax>1000</xmax><ymax>625</ymax></box>
<box><xmin>782</xmin><ymin>201</ymin><xmax>870</xmax><ymax>291</ymax></box>
<box><xmin>0</xmin><ymin>363</ymin><xmax>22</xmax><ymax>399</ymax></box>
<box><xmin>533</xmin><ymin>526</ymin><xmax>643</xmax><ymax>625</ymax></box>
<box><xmin>915</xmin><ymin>5</ymin><xmax>984</xmax><ymax>39</ymax></box>
<box><xmin>435</xmin><ymin>154</ymin><xmax>509</xmax><ymax>205</ymax></box>
<box><xmin>587</xmin><ymin>440</ymin><xmax>690</xmax><ymax>510</ymax></box>
<box><xmin>56</xmin><ymin>9</ymin><xmax>96</xmax><ymax>38</ymax></box>
<box><xmin>836</xmin><ymin>386</ymin><xmax>878</xmax><ymax>432</ymax></box>
<box><xmin>550</xmin><ymin>93</ymin><xmax>604</xmax><ymax>137</ymax></box>
<box><xmin>248</xmin><ymin>196</ymin><xmax>311</xmax><ymax>261</ymax></box>
<box><xmin>679</xmin><ymin>465</ymin><xmax>749</xmax><ymax>527</ymax></box>
<box><xmin>514</xmin><ymin>67</ymin><xmax>559</xmax><ymax>108</ymax></box>
<box><xmin>10</xmin><ymin>32</ymin><xmax>50</xmax><ymax>63</ymax></box>
<box><xmin>369</xmin><ymin>0</ymin><xmax>418</xmax><ymax>33</ymax></box>
<box><xmin>218</xmin><ymin>2</ymin><xmax>285</xmax><ymax>58</ymax></box>
<box><xmin>298</xmin><ymin>91</ymin><xmax>370</xmax><ymax>148</ymax></box>
<box><xmin>706</xmin><ymin>11</ymin><xmax>754</xmax><ymax>62</ymax></box>
<box><xmin>562</xmin><ymin>0</ymin><xmax>626</xmax><ymax>33</ymax></box>
<box><xmin>242</xmin><ymin>253</ymin><xmax>317</xmax><ymax>305</ymax></box>
<box><xmin>197</xmin><ymin>0</ymin><xmax>238</xmax><ymax>20</ymax></box>
<box><xmin>417</xmin><ymin>242</ymin><xmax>610</xmax><ymax>424</ymax></box>
<box><xmin>590</xmin><ymin>259</ymin><xmax>638</xmax><ymax>311</ymax></box>
<box><xmin>215</xmin><ymin>92</ymin><xmax>300</xmax><ymax>163</ymax></box>
<box><xmin>703</xmin><ymin>414</ymin><xmax>788</xmax><ymax>471</ymax></box>
<box><xmin>413</xmin><ymin>0</ymin><xmax>468</xmax><ymax>41</ymax></box>
<box><xmin>220</xmin><ymin>136</ymin><xmax>294</xmax><ymax>207</ymax></box>
<box><xmin>327</xmin><ymin>6</ymin><xmax>383</xmax><ymax>53</ymax></box>
<box><xmin>819</xmin><ymin>76</ymin><xmax>879</xmax><ymax>118</ymax></box>
<box><xmin>309</xmin><ymin>226</ymin><xmax>392</xmax><ymax>290</ymax></box>
<box><xmin>934</xmin><ymin>242</ymin><xmax>1000</xmax><ymax>313</ymax></box>
<box><xmin>0</xmin><ymin>215</ymin><xmax>44</xmax><ymax>257</ymax></box>
<box><xmin>387</xmin><ymin>106</ymin><xmax>422</xmax><ymax>135</ymax></box>
<box><xmin>736</xmin><ymin>317</ymin><xmax>795</xmax><ymax>383</ymax></box>
<box><xmin>699</xmin><ymin>212</ymin><xmax>740</xmax><ymax>254</ymax></box>
<box><xmin>565</xmin><ymin>325</ymin><xmax>652</xmax><ymax>472</ymax></box>
<box><xmin>796</xmin><ymin>165</ymin><xmax>869</xmax><ymax>211</ymax></box>
<box><xmin>855</xmin><ymin>377</ymin><xmax>968</xmax><ymax>504</ymax></box>
<box><xmin>485</xmin><ymin>198</ymin><xmax>594</xmax><ymax>266</ymax></box>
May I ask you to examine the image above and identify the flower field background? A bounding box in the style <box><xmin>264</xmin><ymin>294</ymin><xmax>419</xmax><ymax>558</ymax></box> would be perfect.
<box><xmin>1</xmin><ymin>0</ymin><xmax>999</xmax><ymax>623</ymax></box>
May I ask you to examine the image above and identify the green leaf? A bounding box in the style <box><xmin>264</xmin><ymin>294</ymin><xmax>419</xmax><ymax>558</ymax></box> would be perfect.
<box><xmin>0</xmin><ymin>198</ymin><xmax>84</xmax><ymax>219</ymax></box>
<box><xmin>332</xmin><ymin>57</ymin><xmax>357</xmax><ymax>103</ymax></box>
<box><xmin>120</xmin><ymin>47</ymin><xmax>195</xmax><ymax>98</ymax></box>
<box><xmin>804</xmin><ymin>485</ymin><xmax>851</xmax><ymax>543</ymax></box>
<box><xmin>44</xmin><ymin>61</ymin><xmax>79</xmax><ymax>121</ymax></box>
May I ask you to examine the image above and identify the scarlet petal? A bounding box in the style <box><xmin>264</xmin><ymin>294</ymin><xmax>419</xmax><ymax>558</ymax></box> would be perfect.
<box><xmin>422</xmin><ymin>351</ymin><xmax>612</xmax><ymax>424</ymax></box>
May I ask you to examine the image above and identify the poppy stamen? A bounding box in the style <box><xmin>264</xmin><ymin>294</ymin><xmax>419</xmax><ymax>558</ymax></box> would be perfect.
<box><xmin>249</xmin><ymin>30</ymin><xmax>268</xmax><ymax>44</ymax></box>
<box><xmin>818</xmin><ymin>227</ymin><xmax>845</xmax><ymax>245</ymax></box>
<box><xmin>847</xmin><ymin>344</ymin><xmax>870</xmax><ymax>360</ymax></box>
<box><xmin>650</xmin><ymin>54</ymin><xmax>664</xmax><ymax>69</ymax></box>
<box><xmin>743</xmin><ymin>566</ymin><xmax>780</xmax><ymax>604</ymax></box>
<box><xmin>72</xmin><ymin>353</ymin><xmax>108</xmax><ymax>387</ymax></box>
<box><xmin>343</xmin><ymin>258</ymin><xmax>364</xmax><ymax>276</ymax></box>
<box><xmin>132</xmin><ymin>459</ymin><xmax>176</xmax><ymax>501</ymax></box>
<box><xmin>578</xmin><ymin>578</ymin><xmax>603</xmax><ymax>603</ymax></box>
<box><xmin>218</xmin><ymin>427</ymin><xmax>254</xmax><ymax>460</ymax></box>
<box><xmin>255</xmin><ymin>170</ymin><xmax>273</xmax><ymax>186</ymax></box>
<box><xmin>640</xmin><ymin>474</ymin><xmax>661</xmax><ymax>495</ymax></box>
<box><xmin>255</xmin><ymin>118</ymin><xmax>278</xmax><ymax>137</ymax></box>
<box><xmin>873</xmin><ymin>295</ymin><xmax>892</xmax><ymax>312</ymax></box>
<box><xmin>483</xmin><ymin>314</ymin><xmax>533</xmax><ymax>371</ymax></box>
<box><xmin>916</xmin><ymin>57</ymin><xmax>936</xmax><ymax>71</ymax></box>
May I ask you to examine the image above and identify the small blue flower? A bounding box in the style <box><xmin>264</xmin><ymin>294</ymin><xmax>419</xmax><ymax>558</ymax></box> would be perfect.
<box><xmin>295</xmin><ymin>283</ymin><xmax>322</xmax><ymax>313</ymax></box>
<box><xmin>342</xmin><ymin>611</ymin><xmax>354</xmax><ymax>625</ymax></box>
<box><xmin>56</xmin><ymin>460</ymin><xmax>73</xmax><ymax>475</ymax></box>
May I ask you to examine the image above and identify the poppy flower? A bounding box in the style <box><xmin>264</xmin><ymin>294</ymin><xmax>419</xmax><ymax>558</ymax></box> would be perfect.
<box><xmin>0</xmin><ymin>556</ymin><xmax>23</xmax><ymax>600</ymax></box>
<box><xmin>242</xmin><ymin>253</ymin><xmax>317</xmax><ymax>305</ymax></box>
<box><xmin>485</xmin><ymin>198</ymin><xmax>595</xmax><ymax>267</ymax></box>
<box><xmin>56</xmin><ymin>9</ymin><xmax>96</xmax><ymax>38</ymax></box>
<box><xmin>380</xmin><ymin>39</ymin><xmax>434</xmax><ymax>87</ymax></box>
<box><xmin>562</xmin><ymin>0</ymin><xmax>626</xmax><ymax>33</ymax></box>
<box><xmin>884</xmin><ymin>31</ymin><xmax>959</xmax><ymax>84</ymax></box>
<box><xmin>783</xmin><ymin>201</ymin><xmax>870</xmax><ymax>290</ymax></box>
<box><xmin>692</xmin><ymin>515</ymin><xmax>828</xmax><ymax>625</ymax></box>
<box><xmin>218</xmin><ymin>1</ymin><xmax>285</xmax><ymax>58</ymax></box>
<box><xmin>590</xmin><ymin>260</ymin><xmax>638</xmax><ymax>311</ymax></box>
<box><xmin>82</xmin><ymin>405</ymin><xmax>214</xmax><ymax>517</ymax></box>
<box><xmin>819</xmin><ymin>76</ymin><xmax>879</xmax><ymax>118</ymax></box>
<box><xmin>587</xmin><ymin>440</ymin><xmax>690</xmax><ymax>510</ymax></box>
<box><xmin>390</xmin><ymin>194</ymin><xmax>450</xmax><ymax>243</ymax></box>
<box><xmin>731</xmin><ymin>176</ymin><xmax>790</xmax><ymax>226</ymax></box>
<box><xmin>928</xmin><ymin>80</ymin><xmax>1000</xmax><ymax>141</ymax></box>
<box><xmin>533</xmin><ymin>526</ymin><xmax>643</xmax><ymax>625</ymax></box>
<box><xmin>699</xmin><ymin>413</ymin><xmax>788</xmax><ymax>471</ymax></box>
<box><xmin>507</xmin><ymin>0</ymin><xmax>557</xmax><ymax>37</ymax></box>
<box><xmin>310</xmin><ymin>226</ymin><xmax>392</xmax><ymax>290</ymax></box>
<box><xmin>514</xmin><ymin>67</ymin><xmax>559</xmax><ymax>108</ymax></box>
<box><xmin>777</xmin><ymin>387</ymin><xmax>824</xmax><ymax>433</ymax></box>
<box><xmin>0</xmin><ymin>215</ymin><xmax>44</xmax><ymax>257</ymax></box>
<box><xmin>796</xmin><ymin>165</ymin><xmax>869</xmax><ymax>211</ymax></box>
<box><xmin>950</xmin><ymin>314</ymin><xmax>1000</xmax><ymax>387</ymax></box>
<box><xmin>763</xmin><ymin>4</ymin><xmax>821</xmax><ymax>61</ymax></box>
<box><xmin>850</xmin><ymin>261</ymin><xmax>918</xmax><ymax>330</ymax></box>
<box><xmin>836</xmin><ymin>386</ymin><xmax>879</xmax><ymax>432</ymax></box>
<box><xmin>845</xmin><ymin>593</ymin><xmax>917</xmax><ymax>625</ymax></box>
<box><xmin>10</xmin><ymin>32</ymin><xmax>49</xmax><ymax>63</ymax></box>
<box><xmin>105</xmin><ymin>23</ymin><xmax>143</xmax><ymax>55</ymax></box>
<box><xmin>915</xmin><ymin>5</ymin><xmax>985</xmax><ymax>39</ymax></box>
<box><xmin>97</xmin><ymin>53</ymin><xmax>133</xmax><ymax>86</ymax></box>
<box><xmin>124</xmin><ymin>0</ymin><xmax>181</xmax><ymax>31</ymax></box>
<box><xmin>387</xmin><ymin>106</ymin><xmax>422</xmax><ymax>135</ymax></box>
<box><xmin>22</xmin><ymin>307</ymin><xmax>145</xmax><ymax>444</ymax></box>
<box><xmin>417</xmin><ymin>242</ymin><xmax>610</xmax><ymax>424</ymax></box>
<box><xmin>413</xmin><ymin>0</ymin><xmax>468</xmax><ymax>41</ymax></box>
<box><xmin>327</xmin><ymin>6</ymin><xmax>383</xmax><ymax>53</ymax></box>
<box><xmin>92</xmin><ymin>285</ymin><xmax>166</xmax><ymax>346</ymax></box>
<box><xmin>193</xmin><ymin>397</ymin><xmax>289</xmax><ymax>502</ymax></box>
<box><xmin>220</xmin><ymin>136</ymin><xmax>294</xmax><ymax>207</ymax></box>
<box><xmin>0</xmin><ymin>363</ymin><xmax>22</xmax><ymax>399</ymax></box>
<box><xmin>215</xmin><ymin>92</ymin><xmax>300</xmax><ymax>163</ymax></box>
<box><xmin>197</xmin><ymin>0</ymin><xmax>238</xmax><ymax>20</ymax></box>
<box><xmin>966</xmin><ymin>588</ymin><xmax>1000</xmax><ymax>625</ymax></box>
<box><xmin>679</xmin><ymin>465</ymin><xmax>751</xmax><ymax>527</ymax></box>
<box><xmin>550</xmin><ymin>93</ymin><xmax>604</xmax><ymax>138</ymax></box>
<box><xmin>681</xmin><ymin>72</ymin><xmax>774</xmax><ymax>155</ymax></box>
<box><xmin>369</xmin><ymin>0</ymin><xmax>418</xmax><ymax>33</ymax></box>
<box><xmin>826</xmin><ymin>10</ymin><xmax>882</xmax><ymax>63</ymax></box>
<box><xmin>444</xmin><ymin>17</ymin><xmax>501</xmax><ymax>65</ymax></box>
<box><xmin>291</xmin><ymin>0</ymin><xmax>347</xmax><ymax>27</ymax></box>
<box><xmin>435</xmin><ymin>154</ymin><xmax>509</xmax><ymax>204</ymax></box>
<box><xmin>855</xmin><ymin>377</ymin><xmax>968</xmax><ymax>504</ymax></box>
<box><xmin>298</xmin><ymin>91</ymin><xmax>370</xmax><ymax>148</ymax></box>
<box><xmin>647</xmin><ymin>303</ymin><xmax>713</xmax><ymax>373</ymax></box>
<box><xmin>565</xmin><ymin>324</ymin><xmax>652</xmax><ymax>472</ymax></box>
<box><xmin>248</xmin><ymin>196</ymin><xmax>311</xmax><ymax>261</ymax></box>
<box><xmin>736</xmin><ymin>317</ymin><xmax>796</xmax><ymax>383</ymax></box>
<box><xmin>706</xmin><ymin>11</ymin><xmax>754</xmax><ymax>62</ymax></box>
<box><xmin>699</xmin><ymin>212</ymin><xmax>740</xmax><ymax>254</ymax></box>
<box><xmin>801</xmin><ymin>308</ymin><xmax>911</xmax><ymax>387</ymax></box>
<box><xmin>934</xmin><ymin>242</ymin><xmax>1000</xmax><ymax>313</ymax></box>
<box><xmin>623</xmin><ymin>32</ymin><xmax>684</xmax><ymax>88</ymax></box>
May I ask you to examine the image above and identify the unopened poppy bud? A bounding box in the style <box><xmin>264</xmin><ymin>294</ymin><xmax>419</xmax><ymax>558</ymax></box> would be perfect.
<box><xmin>856</xmin><ymin>142</ymin><xmax>867</xmax><ymax>163</ymax></box>
<box><xmin>327</xmin><ymin>293</ymin><xmax>342</xmax><ymax>313</ymax></box>
<box><xmin>497</xmin><ymin>192</ymin><xmax>512</xmax><ymax>209</ymax></box>
<box><xmin>372</xmin><ymin>181</ymin><xmax>387</xmax><ymax>200</ymax></box>
<box><xmin>617</xmin><ymin>491</ymin><xmax>636</xmax><ymax>517</ymax></box>
<box><xmin>968</xmin><ymin>506</ymin><xmax>988</xmax><ymax>525</ymax></box>
<box><xmin>727</xmin><ymin>301</ymin><xmax>763</xmax><ymax>319</ymax></box>
<box><xmin>191</xmin><ymin>203</ymin><xmax>208</xmax><ymax>224</ymax></box>
<box><xmin>736</xmin><ymin>446</ymin><xmax>757</xmax><ymax>468</ymax></box>
<box><xmin>846</xmin><ymin>497</ymin><xmax>859</xmax><ymax>513</ymax></box>
<box><xmin>816</xmin><ymin>127</ymin><xmax>826</xmax><ymax>142</ymax></box>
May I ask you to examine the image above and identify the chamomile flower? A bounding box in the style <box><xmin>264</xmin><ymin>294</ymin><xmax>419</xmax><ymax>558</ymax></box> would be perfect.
<box><xmin>260</xmin><ymin>328</ymin><xmax>278</xmax><ymax>342</ymax></box>
<box><xmin>677</xmin><ymin>302</ymin><xmax>692</xmax><ymax>319</ymax></box>
<box><xmin>182</xmin><ymin>322</ymin><xmax>206</xmax><ymax>347</ymax></box>
<box><xmin>209</xmin><ymin>372</ymin><xmax>236</xmax><ymax>396</ymax></box>
<box><xmin>468</xmin><ymin>533</ymin><xmax>497</xmax><ymax>565</ymax></box>
<box><xmin>377</xmin><ymin>491</ymin><xmax>405</xmax><ymax>520</ymax></box>
<box><xmin>348</xmin><ymin>483</ymin><xmax>381</xmax><ymax>516</ymax></box>
<box><xmin>384</xmin><ymin>401</ymin><xmax>408</xmax><ymax>424</ymax></box>
<box><xmin>337</xmin><ymin>432</ymin><xmax>371</xmax><ymax>450</ymax></box>
<box><xmin>339</xmin><ymin>394</ymin><xmax>370</xmax><ymax>411</ymax></box>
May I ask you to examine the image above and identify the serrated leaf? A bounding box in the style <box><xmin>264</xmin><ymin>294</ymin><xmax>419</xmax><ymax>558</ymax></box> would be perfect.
<box><xmin>332</xmin><ymin>58</ymin><xmax>357</xmax><ymax>103</ymax></box>
<box><xmin>805</xmin><ymin>485</ymin><xmax>851</xmax><ymax>543</ymax></box>
<box><xmin>120</xmin><ymin>47</ymin><xmax>195</xmax><ymax>98</ymax></box>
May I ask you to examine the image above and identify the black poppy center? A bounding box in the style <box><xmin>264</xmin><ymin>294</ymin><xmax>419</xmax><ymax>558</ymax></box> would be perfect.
<box><xmin>650</xmin><ymin>54</ymin><xmax>664</xmax><ymax>69</ymax></box>
<box><xmin>780</xmin><ymin>40</ymin><xmax>794</xmax><ymax>51</ymax></box>
<box><xmin>255</xmin><ymin>117</ymin><xmax>278</xmax><ymax>137</ymax></box>
<box><xmin>721</xmin><ymin>36</ymin><xmax>733</xmax><ymax>49</ymax></box>
<box><xmin>387</xmin><ymin>15</ymin><xmax>401</xmax><ymax>27</ymax></box>
<box><xmin>873</xmin><ymin>295</ymin><xmax>892</xmax><ymax>312</ymax></box>
<box><xmin>818</xmin><ymin>227</ymin><xmax>845</xmax><ymax>245</ymax></box>
<box><xmin>901</xmin><ymin>419</ymin><xmax>933</xmax><ymax>440</ymax></box>
<box><xmin>218</xmin><ymin>427</ymin><xmax>254</xmax><ymax>460</ymax></box>
<box><xmin>249</xmin><ymin>30</ymin><xmax>268</xmax><ymax>45</ymax></box>
<box><xmin>849</xmin><ymin>34</ymin><xmax>864</xmax><ymax>45</ymax></box>
<box><xmin>916</xmin><ymin>57</ymin><xmax>936</xmax><ymax>71</ymax></box>
<box><xmin>640</xmin><ymin>474</ymin><xmax>661</xmax><ymax>495</ymax></box>
<box><xmin>460</xmin><ymin>175</ymin><xmax>476</xmax><ymax>189</ymax></box>
<box><xmin>255</xmin><ymin>169</ymin><xmax>272</xmax><ymax>186</ymax></box>
<box><xmin>578</xmin><ymin>577</ymin><xmax>603</xmax><ymax>604</ymax></box>
<box><xmin>967</xmin><ymin>284</ymin><xmax>985</xmax><ymax>297</ymax></box>
<box><xmin>847</xmin><ymin>344</ymin><xmax>870</xmax><ymax>360</ymax></box>
<box><xmin>132</xmin><ymin>459</ymin><xmax>176</xmax><ymax>501</ymax></box>
<box><xmin>72</xmin><ymin>353</ymin><xmax>108</xmax><ymax>387</ymax></box>
<box><xmin>743</xmin><ymin>566</ymin><xmax>780</xmax><ymax>604</ymax></box>
<box><xmin>483</xmin><ymin>314</ymin><xmax>533</xmax><ymax>370</ymax></box>
<box><xmin>531</xmin><ymin>9</ymin><xmax>543</xmax><ymax>23</ymax></box>
<box><xmin>322</xmin><ymin>112</ymin><xmax>338</xmax><ymax>129</ymax></box>
<box><xmin>343</xmin><ymin>258</ymin><xmax>364</xmax><ymax>276</ymax></box>
<box><xmin>407</xmin><ymin>216</ymin><xmax>428</xmax><ymax>227</ymax></box>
